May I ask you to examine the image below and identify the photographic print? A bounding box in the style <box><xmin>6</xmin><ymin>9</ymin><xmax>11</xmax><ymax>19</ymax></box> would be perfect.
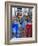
<box><xmin>5</xmin><ymin>2</ymin><xmax>37</xmax><ymax>44</ymax></box>
<box><xmin>11</xmin><ymin>7</ymin><xmax>32</xmax><ymax>38</ymax></box>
